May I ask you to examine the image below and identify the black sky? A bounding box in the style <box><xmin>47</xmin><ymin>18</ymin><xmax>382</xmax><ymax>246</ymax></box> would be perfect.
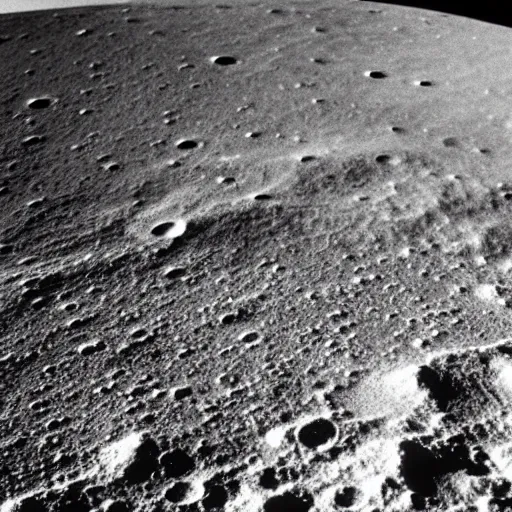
<box><xmin>362</xmin><ymin>1</ymin><xmax>512</xmax><ymax>28</ymax></box>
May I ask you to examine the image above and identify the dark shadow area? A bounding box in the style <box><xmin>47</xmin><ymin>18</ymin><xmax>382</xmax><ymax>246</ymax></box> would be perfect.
<box><xmin>362</xmin><ymin>1</ymin><xmax>512</xmax><ymax>28</ymax></box>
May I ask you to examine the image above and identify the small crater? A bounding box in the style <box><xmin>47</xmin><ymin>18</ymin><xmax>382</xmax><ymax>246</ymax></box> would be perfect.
<box><xmin>220</xmin><ymin>312</ymin><xmax>237</xmax><ymax>325</ymax></box>
<box><xmin>65</xmin><ymin>316</ymin><xmax>89</xmax><ymax>330</ymax></box>
<box><xmin>130</xmin><ymin>327</ymin><xmax>148</xmax><ymax>340</ymax></box>
<box><xmin>238</xmin><ymin>331</ymin><xmax>260</xmax><ymax>343</ymax></box>
<box><xmin>61</xmin><ymin>302</ymin><xmax>79</xmax><ymax>312</ymax></box>
<box><xmin>27</xmin><ymin>197</ymin><xmax>45</xmax><ymax>207</ymax></box>
<box><xmin>97</xmin><ymin>153</ymin><xmax>111</xmax><ymax>163</ymax></box>
<box><xmin>31</xmin><ymin>297</ymin><xmax>47</xmax><ymax>310</ymax></box>
<box><xmin>176</xmin><ymin>139</ymin><xmax>198</xmax><ymax>150</ymax></box>
<box><xmin>150</xmin><ymin>221</ymin><xmax>178</xmax><ymax>237</ymax></box>
<box><xmin>414</xmin><ymin>80</ymin><xmax>433</xmax><ymax>87</ymax></box>
<box><xmin>253</xmin><ymin>193</ymin><xmax>273</xmax><ymax>201</ymax></box>
<box><xmin>163</xmin><ymin>266</ymin><xmax>187</xmax><ymax>279</ymax></box>
<box><xmin>174</xmin><ymin>386</ymin><xmax>193</xmax><ymax>400</ymax></box>
<box><xmin>365</xmin><ymin>70</ymin><xmax>387</xmax><ymax>79</ymax></box>
<box><xmin>216</xmin><ymin>176</ymin><xmax>236</xmax><ymax>185</ymax></box>
<box><xmin>210</xmin><ymin>55</ymin><xmax>238</xmax><ymax>66</ymax></box>
<box><xmin>297</xmin><ymin>418</ymin><xmax>337</xmax><ymax>448</ymax></box>
<box><xmin>103</xmin><ymin>162</ymin><xmax>121</xmax><ymax>171</ymax></box>
<box><xmin>375</xmin><ymin>154</ymin><xmax>391</xmax><ymax>164</ymax></box>
<box><xmin>442</xmin><ymin>137</ymin><xmax>459</xmax><ymax>148</ymax></box>
<box><xmin>165</xmin><ymin>481</ymin><xmax>192</xmax><ymax>503</ymax></box>
<box><xmin>78</xmin><ymin>340</ymin><xmax>106</xmax><ymax>356</ymax></box>
<box><xmin>26</xmin><ymin>97</ymin><xmax>54</xmax><ymax>109</ymax></box>
<box><xmin>160</xmin><ymin>448</ymin><xmax>195</xmax><ymax>478</ymax></box>
<box><xmin>21</xmin><ymin>135</ymin><xmax>46</xmax><ymax>146</ymax></box>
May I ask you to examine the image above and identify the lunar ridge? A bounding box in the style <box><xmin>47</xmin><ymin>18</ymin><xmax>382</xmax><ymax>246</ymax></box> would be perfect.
<box><xmin>3</xmin><ymin>1</ymin><xmax>512</xmax><ymax>511</ymax></box>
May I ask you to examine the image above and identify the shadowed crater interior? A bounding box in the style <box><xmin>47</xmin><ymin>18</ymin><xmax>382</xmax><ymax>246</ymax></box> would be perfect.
<box><xmin>297</xmin><ymin>418</ymin><xmax>337</xmax><ymax>448</ymax></box>
<box><xmin>263</xmin><ymin>491</ymin><xmax>313</xmax><ymax>512</ymax></box>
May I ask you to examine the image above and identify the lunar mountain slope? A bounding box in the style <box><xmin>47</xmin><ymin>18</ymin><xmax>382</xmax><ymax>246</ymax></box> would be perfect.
<box><xmin>3</xmin><ymin>1</ymin><xmax>512</xmax><ymax>511</ymax></box>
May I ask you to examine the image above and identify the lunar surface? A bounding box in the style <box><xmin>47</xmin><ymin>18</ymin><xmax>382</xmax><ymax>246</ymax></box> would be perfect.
<box><xmin>3</xmin><ymin>1</ymin><xmax>512</xmax><ymax>511</ymax></box>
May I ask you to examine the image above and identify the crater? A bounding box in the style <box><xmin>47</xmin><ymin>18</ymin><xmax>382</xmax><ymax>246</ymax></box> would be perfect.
<box><xmin>297</xmin><ymin>417</ymin><xmax>337</xmax><ymax>449</ymax></box>
<box><xmin>264</xmin><ymin>492</ymin><xmax>313</xmax><ymax>512</ymax></box>
<box><xmin>150</xmin><ymin>219</ymin><xmax>187</xmax><ymax>239</ymax></box>
<box><xmin>365</xmin><ymin>70</ymin><xmax>387</xmax><ymax>79</ymax></box>
<box><xmin>375</xmin><ymin>154</ymin><xmax>391</xmax><ymax>164</ymax></box>
<box><xmin>163</xmin><ymin>266</ymin><xmax>187</xmax><ymax>279</ymax></box>
<box><xmin>253</xmin><ymin>193</ymin><xmax>273</xmax><ymax>201</ymax></box>
<box><xmin>176</xmin><ymin>139</ymin><xmax>198</xmax><ymax>150</ymax></box>
<box><xmin>26</xmin><ymin>97</ymin><xmax>55</xmax><ymax>109</ymax></box>
<box><xmin>165</xmin><ymin>481</ymin><xmax>192</xmax><ymax>503</ymax></box>
<box><xmin>210</xmin><ymin>55</ymin><xmax>238</xmax><ymax>66</ymax></box>
<box><xmin>414</xmin><ymin>80</ymin><xmax>433</xmax><ymax>87</ymax></box>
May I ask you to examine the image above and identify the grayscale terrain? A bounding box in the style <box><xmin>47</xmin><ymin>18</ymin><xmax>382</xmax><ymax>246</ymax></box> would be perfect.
<box><xmin>2</xmin><ymin>1</ymin><xmax>512</xmax><ymax>511</ymax></box>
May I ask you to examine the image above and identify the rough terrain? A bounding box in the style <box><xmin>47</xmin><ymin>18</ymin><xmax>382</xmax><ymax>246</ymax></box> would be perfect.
<box><xmin>3</xmin><ymin>1</ymin><xmax>512</xmax><ymax>511</ymax></box>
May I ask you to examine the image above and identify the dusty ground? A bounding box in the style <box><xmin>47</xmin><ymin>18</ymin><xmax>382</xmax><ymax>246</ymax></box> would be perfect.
<box><xmin>3</xmin><ymin>1</ymin><xmax>512</xmax><ymax>511</ymax></box>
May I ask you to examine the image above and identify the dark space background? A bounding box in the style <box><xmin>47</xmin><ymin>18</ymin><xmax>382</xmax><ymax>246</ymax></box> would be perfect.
<box><xmin>362</xmin><ymin>1</ymin><xmax>512</xmax><ymax>28</ymax></box>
